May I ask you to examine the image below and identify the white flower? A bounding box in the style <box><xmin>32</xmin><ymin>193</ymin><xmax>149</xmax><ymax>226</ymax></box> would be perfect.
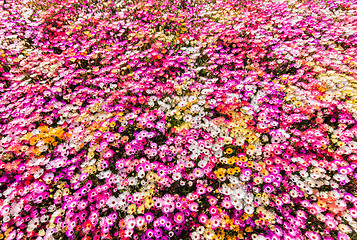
<box><xmin>232</xmin><ymin>188</ymin><xmax>246</xmax><ymax>199</ymax></box>
<box><xmin>43</xmin><ymin>173</ymin><xmax>54</xmax><ymax>182</ymax></box>
<box><xmin>256</xmin><ymin>235</ymin><xmax>267</xmax><ymax>240</ymax></box>
<box><xmin>128</xmin><ymin>177</ymin><xmax>138</xmax><ymax>186</ymax></box>
<box><xmin>178</xmin><ymin>101</ymin><xmax>187</xmax><ymax>108</ymax></box>
<box><xmin>197</xmin><ymin>160</ymin><xmax>207</xmax><ymax>168</ymax></box>
<box><xmin>138</xmin><ymin>171</ymin><xmax>145</xmax><ymax>179</ymax></box>
<box><xmin>211</xmin><ymin>144</ymin><xmax>220</xmax><ymax>151</ymax></box>
<box><xmin>183</xmin><ymin>114</ymin><xmax>192</xmax><ymax>122</ymax></box>
<box><xmin>228</xmin><ymin>176</ymin><xmax>239</xmax><ymax>185</ymax></box>
<box><xmin>197</xmin><ymin>226</ymin><xmax>205</xmax><ymax>234</ymax></box>
<box><xmin>231</xmin><ymin>199</ymin><xmax>243</xmax><ymax>210</ymax></box>
<box><xmin>2</xmin><ymin>215</ymin><xmax>10</xmax><ymax>222</ymax></box>
<box><xmin>220</xmin><ymin>184</ymin><xmax>232</xmax><ymax>195</ymax></box>
<box><xmin>190</xmin><ymin>231</ymin><xmax>200</xmax><ymax>240</ymax></box>
<box><xmin>172</xmin><ymin>172</ymin><xmax>182</xmax><ymax>181</ymax></box>
<box><xmin>28</xmin><ymin>217</ymin><xmax>40</xmax><ymax>230</ymax></box>
<box><xmin>107</xmin><ymin>196</ymin><xmax>118</xmax><ymax>208</ymax></box>
<box><xmin>244</xmin><ymin>205</ymin><xmax>254</xmax><ymax>214</ymax></box>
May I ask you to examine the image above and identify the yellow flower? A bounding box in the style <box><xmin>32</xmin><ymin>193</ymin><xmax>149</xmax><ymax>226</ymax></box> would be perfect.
<box><xmin>227</xmin><ymin>168</ymin><xmax>235</xmax><ymax>175</ymax></box>
<box><xmin>145</xmin><ymin>198</ymin><xmax>154</xmax><ymax>209</ymax></box>
<box><xmin>212</xmin><ymin>235</ymin><xmax>219</xmax><ymax>240</ymax></box>
<box><xmin>63</xmin><ymin>188</ymin><xmax>70</xmax><ymax>196</ymax></box>
<box><xmin>317</xmin><ymin>200</ymin><xmax>327</xmax><ymax>208</ymax></box>
<box><xmin>99</xmin><ymin>127</ymin><xmax>109</xmax><ymax>132</ymax></box>
<box><xmin>127</xmin><ymin>204</ymin><xmax>136</xmax><ymax>214</ymax></box>
<box><xmin>33</xmin><ymin>147</ymin><xmax>41</xmax><ymax>156</ymax></box>
<box><xmin>240</xmin><ymin>156</ymin><xmax>248</xmax><ymax>162</ymax></box>
<box><xmin>234</xmin><ymin>167</ymin><xmax>241</xmax><ymax>173</ymax></box>
<box><xmin>232</xmin><ymin>157</ymin><xmax>239</xmax><ymax>163</ymax></box>
<box><xmin>146</xmin><ymin>172</ymin><xmax>155</xmax><ymax>181</ymax></box>
<box><xmin>261</xmin><ymin>169</ymin><xmax>268</xmax><ymax>176</ymax></box>
<box><xmin>247</xmin><ymin>135</ymin><xmax>258</xmax><ymax>143</ymax></box>
<box><xmin>225</xmin><ymin>148</ymin><xmax>233</xmax><ymax>154</ymax></box>
<box><xmin>39</xmin><ymin>229</ymin><xmax>45</xmax><ymax>236</ymax></box>
<box><xmin>38</xmin><ymin>126</ymin><xmax>49</xmax><ymax>133</ymax></box>
<box><xmin>137</xmin><ymin>204</ymin><xmax>145</xmax><ymax>214</ymax></box>
<box><xmin>214</xmin><ymin>168</ymin><xmax>226</xmax><ymax>178</ymax></box>
<box><xmin>21</xmin><ymin>132</ymin><xmax>33</xmax><ymax>141</ymax></box>
<box><xmin>110</xmin><ymin>121</ymin><xmax>116</xmax><ymax>128</ymax></box>
<box><xmin>247</xmin><ymin>145</ymin><xmax>255</xmax><ymax>150</ymax></box>
<box><xmin>295</xmin><ymin>101</ymin><xmax>303</xmax><ymax>107</ymax></box>
<box><xmin>89</xmin><ymin>166</ymin><xmax>97</xmax><ymax>174</ymax></box>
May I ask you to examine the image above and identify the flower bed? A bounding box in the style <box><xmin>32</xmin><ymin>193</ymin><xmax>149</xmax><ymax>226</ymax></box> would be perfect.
<box><xmin>0</xmin><ymin>0</ymin><xmax>357</xmax><ymax>239</ymax></box>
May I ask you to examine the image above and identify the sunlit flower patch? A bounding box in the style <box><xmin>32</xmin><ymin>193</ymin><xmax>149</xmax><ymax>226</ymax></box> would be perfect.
<box><xmin>0</xmin><ymin>0</ymin><xmax>357</xmax><ymax>239</ymax></box>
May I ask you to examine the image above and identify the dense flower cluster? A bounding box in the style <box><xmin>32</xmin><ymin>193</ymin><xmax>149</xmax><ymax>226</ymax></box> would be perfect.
<box><xmin>1</xmin><ymin>0</ymin><xmax>357</xmax><ymax>239</ymax></box>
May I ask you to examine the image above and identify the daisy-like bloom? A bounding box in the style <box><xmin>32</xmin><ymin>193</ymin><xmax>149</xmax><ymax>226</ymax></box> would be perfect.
<box><xmin>43</xmin><ymin>172</ymin><xmax>54</xmax><ymax>182</ymax></box>
<box><xmin>193</xmin><ymin>168</ymin><xmax>204</xmax><ymax>178</ymax></box>
<box><xmin>124</xmin><ymin>229</ymin><xmax>134</xmax><ymax>238</ymax></box>
<box><xmin>146</xmin><ymin>229</ymin><xmax>154</xmax><ymax>238</ymax></box>
<box><xmin>339</xmin><ymin>224</ymin><xmax>352</xmax><ymax>234</ymax></box>
<box><xmin>106</xmin><ymin>196</ymin><xmax>118</xmax><ymax>209</ymax></box>
<box><xmin>210</xmin><ymin>215</ymin><xmax>221</xmax><ymax>229</ymax></box>
<box><xmin>198</xmin><ymin>213</ymin><xmax>209</xmax><ymax>224</ymax></box>
<box><xmin>338</xmin><ymin>232</ymin><xmax>351</xmax><ymax>240</ymax></box>
<box><xmin>172</xmin><ymin>172</ymin><xmax>182</xmax><ymax>181</ymax></box>
<box><xmin>208</xmin><ymin>196</ymin><xmax>218</xmax><ymax>206</ymax></box>
<box><xmin>197</xmin><ymin>184</ymin><xmax>207</xmax><ymax>195</ymax></box>
<box><xmin>126</xmin><ymin>218</ymin><xmax>136</xmax><ymax>230</ymax></box>
<box><xmin>222</xmin><ymin>199</ymin><xmax>233</xmax><ymax>209</ymax></box>
<box><xmin>157</xmin><ymin>216</ymin><xmax>168</xmax><ymax>227</ymax></box>
<box><xmin>244</xmin><ymin>205</ymin><xmax>254</xmax><ymax>215</ymax></box>
<box><xmin>190</xmin><ymin>231</ymin><xmax>201</xmax><ymax>240</ymax></box>
<box><xmin>174</xmin><ymin>212</ymin><xmax>185</xmax><ymax>224</ymax></box>
<box><xmin>306</xmin><ymin>231</ymin><xmax>321</xmax><ymax>240</ymax></box>
<box><xmin>162</xmin><ymin>205</ymin><xmax>172</xmax><ymax>214</ymax></box>
<box><xmin>135</xmin><ymin>216</ymin><xmax>145</xmax><ymax>229</ymax></box>
<box><xmin>154</xmin><ymin>198</ymin><xmax>163</xmax><ymax>209</ymax></box>
<box><xmin>189</xmin><ymin>202</ymin><xmax>199</xmax><ymax>212</ymax></box>
<box><xmin>209</xmin><ymin>206</ymin><xmax>219</xmax><ymax>216</ymax></box>
<box><xmin>103</xmin><ymin>149</ymin><xmax>114</xmax><ymax>158</ymax></box>
<box><xmin>154</xmin><ymin>227</ymin><xmax>163</xmax><ymax>238</ymax></box>
<box><xmin>144</xmin><ymin>212</ymin><xmax>154</xmax><ymax>223</ymax></box>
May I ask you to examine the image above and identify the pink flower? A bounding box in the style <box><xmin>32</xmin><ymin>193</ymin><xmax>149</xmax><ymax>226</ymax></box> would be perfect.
<box><xmin>103</xmin><ymin>149</ymin><xmax>114</xmax><ymax>158</ymax></box>
<box><xmin>189</xmin><ymin>202</ymin><xmax>199</xmax><ymax>212</ymax></box>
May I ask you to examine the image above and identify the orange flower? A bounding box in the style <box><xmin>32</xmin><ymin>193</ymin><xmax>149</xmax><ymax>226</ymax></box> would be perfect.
<box><xmin>29</xmin><ymin>136</ymin><xmax>39</xmax><ymax>145</ymax></box>
<box><xmin>245</xmin><ymin>226</ymin><xmax>253</xmax><ymax>232</ymax></box>
<box><xmin>44</xmin><ymin>137</ymin><xmax>55</xmax><ymax>144</ymax></box>
<box><xmin>225</xmin><ymin>148</ymin><xmax>233</xmax><ymax>154</ymax></box>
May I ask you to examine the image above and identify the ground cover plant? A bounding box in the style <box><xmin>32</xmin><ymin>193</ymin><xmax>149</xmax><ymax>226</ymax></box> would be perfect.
<box><xmin>0</xmin><ymin>0</ymin><xmax>357</xmax><ymax>239</ymax></box>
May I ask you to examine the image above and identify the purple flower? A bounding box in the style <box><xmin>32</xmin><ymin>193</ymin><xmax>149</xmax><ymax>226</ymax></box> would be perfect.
<box><xmin>144</xmin><ymin>212</ymin><xmax>154</xmax><ymax>223</ymax></box>
<box><xmin>174</xmin><ymin>212</ymin><xmax>185</xmax><ymax>224</ymax></box>
<box><xmin>154</xmin><ymin>228</ymin><xmax>163</xmax><ymax>238</ymax></box>
<box><xmin>146</xmin><ymin>229</ymin><xmax>154</xmax><ymax>238</ymax></box>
